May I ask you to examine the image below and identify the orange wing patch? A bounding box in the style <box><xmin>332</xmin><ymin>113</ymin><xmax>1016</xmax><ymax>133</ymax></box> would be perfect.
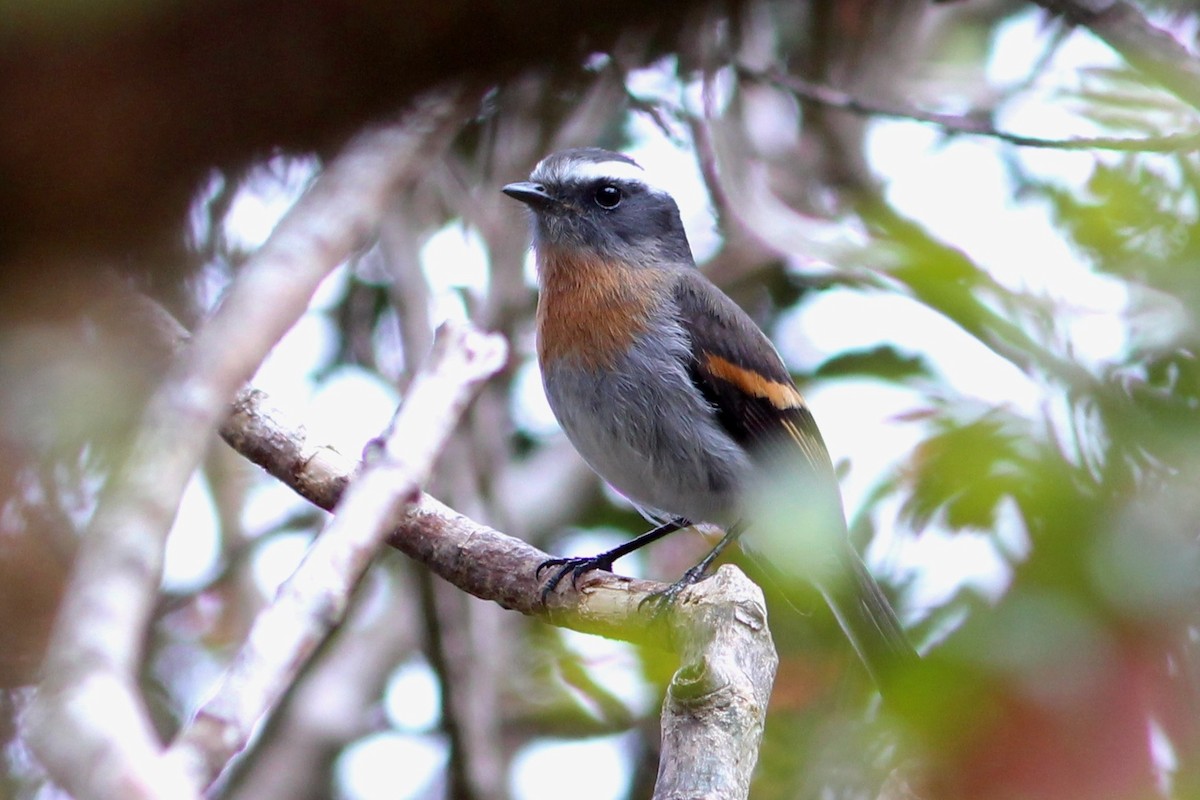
<box><xmin>703</xmin><ymin>353</ymin><xmax>806</xmax><ymax>411</ymax></box>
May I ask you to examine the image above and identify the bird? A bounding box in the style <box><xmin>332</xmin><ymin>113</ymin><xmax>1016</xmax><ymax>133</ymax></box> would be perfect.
<box><xmin>503</xmin><ymin>147</ymin><xmax>916</xmax><ymax>683</ymax></box>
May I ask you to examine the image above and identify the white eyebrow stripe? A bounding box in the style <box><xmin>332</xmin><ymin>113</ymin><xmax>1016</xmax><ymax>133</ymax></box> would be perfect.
<box><xmin>540</xmin><ymin>157</ymin><xmax>673</xmax><ymax>196</ymax></box>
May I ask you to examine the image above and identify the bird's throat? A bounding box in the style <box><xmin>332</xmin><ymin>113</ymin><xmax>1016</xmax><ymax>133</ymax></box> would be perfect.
<box><xmin>536</xmin><ymin>248</ymin><xmax>664</xmax><ymax>370</ymax></box>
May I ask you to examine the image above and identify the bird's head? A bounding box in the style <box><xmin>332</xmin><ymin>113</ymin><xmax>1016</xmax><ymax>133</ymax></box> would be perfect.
<box><xmin>503</xmin><ymin>148</ymin><xmax>694</xmax><ymax>270</ymax></box>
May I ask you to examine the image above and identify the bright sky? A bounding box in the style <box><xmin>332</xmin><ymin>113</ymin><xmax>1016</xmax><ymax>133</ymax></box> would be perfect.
<box><xmin>162</xmin><ymin>9</ymin><xmax>1143</xmax><ymax>798</ymax></box>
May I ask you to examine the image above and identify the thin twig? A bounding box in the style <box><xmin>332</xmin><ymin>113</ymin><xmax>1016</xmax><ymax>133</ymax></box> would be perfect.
<box><xmin>692</xmin><ymin>66</ymin><xmax>734</xmax><ymax>230</ymax></box>
<box><xmin>745</xmin><ymin>66</ymin><xmax>1200</xmax><ymax>152</ymax></box>
<box><xmin>1007</xmin><ymin>15</ymin><xmax>1073</xmax><ymax>103</ymax></box>
<box><xmin>416</xmin><ymin>569</ymin><xmax>480</xmax><ymax>800</ymax></box>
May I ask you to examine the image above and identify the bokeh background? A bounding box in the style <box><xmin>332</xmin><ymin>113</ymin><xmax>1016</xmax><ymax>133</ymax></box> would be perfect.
<box><xmin>4</xmin><ymin>1</ymin><xmax>1200</xmax><ymax>798</ymax></box>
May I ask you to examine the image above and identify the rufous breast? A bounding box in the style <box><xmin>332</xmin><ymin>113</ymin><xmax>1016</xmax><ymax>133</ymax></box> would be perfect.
<box><xmin>535</xmin><ymin>247</ymin><xmax>667</xmax><ymax>371</ymax></box>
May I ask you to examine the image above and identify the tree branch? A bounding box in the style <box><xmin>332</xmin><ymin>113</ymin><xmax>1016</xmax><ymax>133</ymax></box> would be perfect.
<box><xmin>24</xmin><ymin>86</ymin><xmax>477</xmax><ymax>800</ymax></box>
<box><xmin>1033</xmin><ymin>0</ymin><xmax>1200</xmax><ymax>115</ymax></box>
<box><xmin>166</xmin><ymin>321</ymin><xmax>507</xmax><ymax>791</ymax></box>
<box><xmin>213</xmin><ymin>384</ymin><xmax>777</xmax><ymax>799</ymax></box>
<box><xmin>653</xmin><ymin>566</ymin><xmax>777</xmax><ymax>800</ymax></box>
<box><xmin>745</xmin><ymin>66</ymin><xmax>1200</xmax><ymax>152</ymax></box>
<box><xmin>217</xmin><ymin>387</ymin><xmax>662</xmax><ymax>641</ymax></box>
<box><xmin>221</xmin><ymin>571</ymin><xmax>417</xmax><ymax>800</ymax></box>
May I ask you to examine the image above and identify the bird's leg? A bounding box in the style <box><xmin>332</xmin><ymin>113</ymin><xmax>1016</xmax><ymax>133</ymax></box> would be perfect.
<box><xmin>537</xmin><ymin>517</ymin><xmax>690</xmax><ymax>602</ymax></box>
<box><xmin>639</xmin><ymin>521</ymin><xmax>746</xmax><ymax>614</ymax></box>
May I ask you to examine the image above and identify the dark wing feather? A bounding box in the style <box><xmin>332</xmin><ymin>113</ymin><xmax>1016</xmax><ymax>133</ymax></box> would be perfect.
<box><xmin>671</xmin><ymin>268</ymin><xmax>918</xmax><ymax>683</ymax></box>
<box><xmin>670</xmin><ymin>269</ymin><xmax>837</xmax><ymax>489</ymax></box>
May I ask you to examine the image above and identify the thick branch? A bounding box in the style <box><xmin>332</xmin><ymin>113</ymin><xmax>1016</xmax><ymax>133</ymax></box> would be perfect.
<box><xmin>24</xmin><ymin>87</ymin><xmax>476</xmax><ymax>800</ymax></box>
<box><xmin>216</xmin><ymin>384</ymin><xmax>777</xmax><ymax>799</ymax></box>
<box><xmin>166</xmin><ymin>322</ymin><xmax>506</xmax><ymax>790</ymax></box>
<box><xmin>217</xmin><ymin>386</ymin><xmax>663</xmax><ymax>642</ymax></box>
<box><xmin>653</xmin><ymin>566</ymin><xmax>777</xmax><ymax>800</ymax></box>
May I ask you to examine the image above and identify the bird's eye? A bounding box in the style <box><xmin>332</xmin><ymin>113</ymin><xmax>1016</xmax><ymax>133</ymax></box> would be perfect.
<box><xmin>593</xmin><ymin>185</ymin><xmax>622</xmax><ymax>209</ymax></box>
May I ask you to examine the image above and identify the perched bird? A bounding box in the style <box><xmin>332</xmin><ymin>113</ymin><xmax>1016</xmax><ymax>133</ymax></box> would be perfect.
<box><xmin>503</xmin><ymin>147</ymin><xmax>916</xmax><ymax>682</ymax></box>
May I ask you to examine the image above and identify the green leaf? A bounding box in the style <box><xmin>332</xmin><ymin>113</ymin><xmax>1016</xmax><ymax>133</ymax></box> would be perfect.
<box><xmin>814</xmin><ymin>345</ymin><xmax>933</xmax><ymax>384</ymax></box>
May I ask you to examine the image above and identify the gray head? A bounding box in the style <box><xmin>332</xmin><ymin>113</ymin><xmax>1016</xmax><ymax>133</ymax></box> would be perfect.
<box><xmin>502</xmin><ymin>147</ymin><xmax>694</xmax><ymax>267</ymax></box>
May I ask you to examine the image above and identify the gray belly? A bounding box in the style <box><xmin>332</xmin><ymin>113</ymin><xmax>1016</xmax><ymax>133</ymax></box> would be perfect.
<box><xmin>541</xmin><ymin>334</ymin><xmax>751</xmax><ymax>525</ymax></box>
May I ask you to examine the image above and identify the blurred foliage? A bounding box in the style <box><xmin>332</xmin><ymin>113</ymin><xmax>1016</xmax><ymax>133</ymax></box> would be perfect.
<box><xmin>5</xmin><ymin>2</ymin><xmax>1200</xmax><ymax>800</ymax></box>
<box><xmin>846</xmin><ymin>55</ymin><xmax>1200</xmax><ymax>800</ymax></box>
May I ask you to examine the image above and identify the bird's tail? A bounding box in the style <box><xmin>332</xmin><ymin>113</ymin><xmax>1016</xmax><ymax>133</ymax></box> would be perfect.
<box><xmin>816</xmin><ymin>543</ymin><xmax>917</xmax><ymax>688</ymax></box>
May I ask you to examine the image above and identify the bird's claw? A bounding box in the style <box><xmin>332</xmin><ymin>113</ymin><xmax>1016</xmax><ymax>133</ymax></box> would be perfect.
<box><xmin>536</xmin><ymin>555</ymin><xmax>615</xmax><ymax>603</ymax></box>
<box><xmin>637</xmin><ymin>563</ymin><xmax>709</xmax><ymax>618</ymax></box>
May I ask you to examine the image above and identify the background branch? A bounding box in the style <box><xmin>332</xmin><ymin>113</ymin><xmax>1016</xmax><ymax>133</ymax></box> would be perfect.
<box><xmin>220</xmin><ymin>569</ymin><xmax>418</xmax><ymax>800</ymax></box>
<box><xmin>24</xmin><ymin>87</ymin><xmax>476</xmax><ymax>800</ymax></box>
<box><xmin>166</xmin><ymin>322</ymin><xmax>506</xmax><ymax>791</ymax></box>
<box><xmin>746</xmin><ymin>66</ymin><xmax>1200</xmax><ymax>152</ymax></box>
<box><xmin>1033</xmin><ymin>0</ymin><xmax>1200</xmax><ymax>114</ymax></box>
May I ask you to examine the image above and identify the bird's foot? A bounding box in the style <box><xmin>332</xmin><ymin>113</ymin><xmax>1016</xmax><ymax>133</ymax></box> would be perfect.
<box><xmin>536</xmin><ymin>554</ymin><xmax>616</xmax><ymax>603</ymax></box>
<box><xmin>637</xmin><ymin>562</ymin><xmax>710</xmax><ymax>618</ymax></box>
